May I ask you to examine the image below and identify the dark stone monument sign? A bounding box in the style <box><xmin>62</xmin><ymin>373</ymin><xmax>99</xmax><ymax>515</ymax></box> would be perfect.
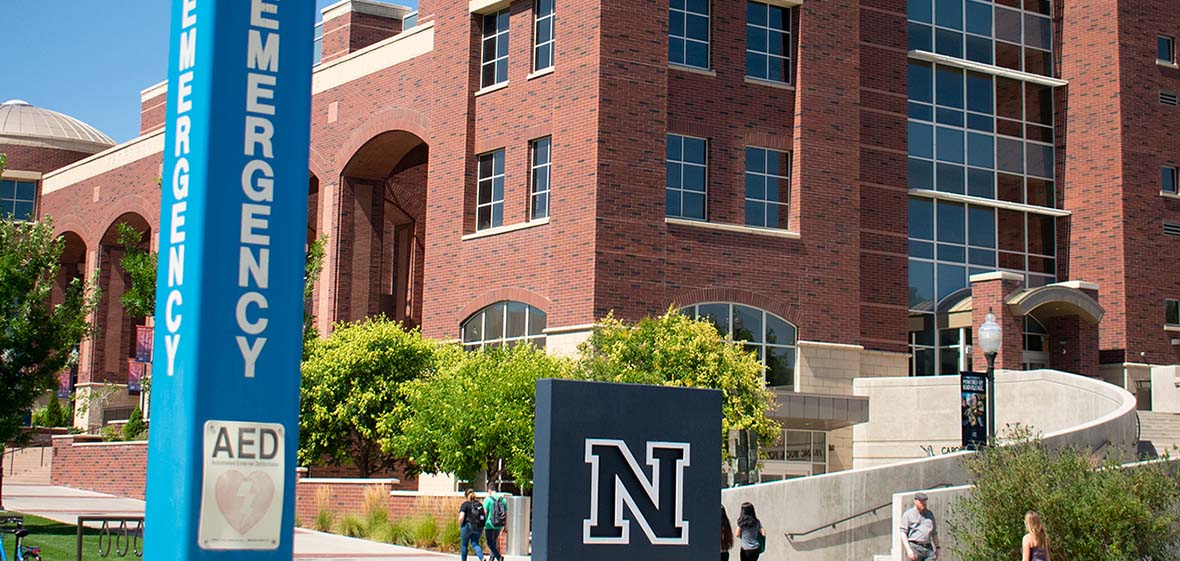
<box><xmin>533</xmin><ymin>379</ymin><xmax>721</xmax><ymax>561</ymax></box>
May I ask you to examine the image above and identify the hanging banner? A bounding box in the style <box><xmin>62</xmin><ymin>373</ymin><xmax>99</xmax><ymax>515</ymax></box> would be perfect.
<box><xmin>136</xmin><ymin>325</ymin><xmax>154</xmax><ymax>363</ymax></box>
<box><xmin>57</xmin><ymin>368</ymin><xmax>72</xmax><ymax>399</ymax></box>
<box><xmin>961</xmin><ymin>373</ymin><xmax>988</xmax><ymax>450</ymax></box>
<box><xmin>128</xmin><ymin>359</ymin><xmax>146</xmax><ymax>393</ymax></box>
<box><xmin>144</xmin><ymin>0</ymin><xmax>315</xmax><ymax>559</ymax></box>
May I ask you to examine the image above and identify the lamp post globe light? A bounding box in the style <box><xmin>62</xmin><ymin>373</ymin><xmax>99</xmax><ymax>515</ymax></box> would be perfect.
<box><xmin>978</xmin><ymin>309</ymin><xmax>1002</xmax><ymax>444</ymax></box>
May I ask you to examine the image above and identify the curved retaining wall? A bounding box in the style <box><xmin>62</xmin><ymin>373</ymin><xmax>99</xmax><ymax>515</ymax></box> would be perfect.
<box><xmin>721</xmin><ymin>369</ymin><xmax>1137</xmax><ymax>561</ymax></box>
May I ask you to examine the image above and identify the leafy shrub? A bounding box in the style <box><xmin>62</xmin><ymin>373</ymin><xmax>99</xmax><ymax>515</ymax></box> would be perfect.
<box><xmin>411</xmin><ymin>515</ymin><xmax>439</xmax><ymax>549</ymax></box>
<box><xmin>32</xmin><ymin>397</ymin><xmax>69</xmax><ymax>427</ymax></box>
<box><xmin>99</xmin><ymin>424</ymin><xmax>122</xmax><ymax>442</ymax></box>
<box><xmin>122</xmin><ymin>406</ymin><xmax>146</xmax><ymax>440</ymax></box>
<box><xmin>950</xmin><ymin>428</ymin><xmax>1180</xmax><ymax>561</ymax></box>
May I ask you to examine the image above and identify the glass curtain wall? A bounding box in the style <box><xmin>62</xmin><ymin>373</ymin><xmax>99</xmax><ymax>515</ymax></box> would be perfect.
<box><xmin>907</xmin><ymin>0</ymin><xmax>1059</xmax><ymax>376</ymax></box>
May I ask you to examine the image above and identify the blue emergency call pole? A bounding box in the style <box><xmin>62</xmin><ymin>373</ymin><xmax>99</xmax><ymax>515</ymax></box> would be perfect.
<box><xmin>144</xmin><ymin>0</ymin><xmax>315</xmax><ymax>559</ymax></box>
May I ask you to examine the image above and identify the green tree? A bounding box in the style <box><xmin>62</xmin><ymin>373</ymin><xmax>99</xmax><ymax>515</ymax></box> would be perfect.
<box><xmin>299</xmin><ymin>317</ymin><xmax>446</xmax><ymax>477</ymax></box>
<box><xmin>574</xmin><ymin>310</ymin><xmax>780</xmax><ymax>458</ymax></box>
<box><xmin>122</xmin><ymin>405</ymin><xmax>146</xmax><ymax>440</ymax></box>
<box><xmin>115</xmin><ymin>223</ymin><xmax>157</xmax><ymax>318</ymax></box>
<box><xmin>0</xmin><ymin>217</ymin><xmax>99</xmax><ymax>443</ymax></box>
<box><xmin>31</xmin><ymin>396</ymin><xmax>69</xmax><ymax>427</ymax></box>
<box><xmin>113</xmin><ymin>228</ymin><xmax>327</xmax><ymax>359</ymax></box>
<box><xmin>302</xmin><ymin>235</ymin><xmax>327</xmax><ymax>360</ymax></box>
<box><xmin>387</xmin><ymin>344</ymin><xmax>571</xmax><ymax>489</ymax></box>
<box><xmin>950</xmin><ymin>428</ymin><xmax>1180</xmax><ymax>561</ymax></box>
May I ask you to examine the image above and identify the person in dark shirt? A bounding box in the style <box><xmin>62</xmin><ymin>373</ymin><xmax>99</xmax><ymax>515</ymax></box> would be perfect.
<box><xmin>458</xmin><ymin>489</ymin><xmax>485</xmax><ymax>561</ymax></box>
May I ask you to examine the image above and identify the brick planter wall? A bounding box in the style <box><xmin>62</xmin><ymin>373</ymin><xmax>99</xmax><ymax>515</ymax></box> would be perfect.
<box><xmin>293</xmin><ymin>476</ymin><xmax>464</xmax><ymax>526</ymax></box>
<box><xmin>50</xmin><ymin>435</ymin><xmax>148</xmax><ymax>499</ymax></box>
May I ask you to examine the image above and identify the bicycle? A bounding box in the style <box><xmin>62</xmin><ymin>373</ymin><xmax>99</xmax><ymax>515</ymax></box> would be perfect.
<box><xmin>0</xmin><ymin>517</ymin><xmax>42</xmax><ymax>561</ymax></box>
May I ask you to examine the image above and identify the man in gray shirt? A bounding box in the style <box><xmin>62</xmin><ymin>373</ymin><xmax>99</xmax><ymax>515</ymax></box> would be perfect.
<box><xmin>898</xmin><ymin>492</ymin><xmax>940</xmax><ymax>560</ymax></box>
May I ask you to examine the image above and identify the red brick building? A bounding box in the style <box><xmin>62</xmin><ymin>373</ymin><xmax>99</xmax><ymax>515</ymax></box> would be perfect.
<box><xmin>4</xmin><ymin>0</ymin><xmax>1180</xmax><ymax>476</ymax></box>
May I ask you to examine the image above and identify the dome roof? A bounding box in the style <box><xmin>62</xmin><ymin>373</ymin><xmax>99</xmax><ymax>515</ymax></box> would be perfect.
<box><xmin>0</xmin><ymin>99</ymin><xmax>116</xmax><ymax>154</ymax></box>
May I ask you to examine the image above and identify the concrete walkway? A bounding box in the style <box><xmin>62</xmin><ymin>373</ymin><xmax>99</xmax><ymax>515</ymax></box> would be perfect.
<box><xmin>1</xmin><ymin>484</ymin><xmax>456</xmax><ymax>560</ymax></box>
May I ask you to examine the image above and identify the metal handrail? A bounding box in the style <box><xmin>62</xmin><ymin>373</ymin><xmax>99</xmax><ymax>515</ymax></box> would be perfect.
<box><xmin>785</xmin><ymin>483</ymin><xmax>957</xmax><ymax>541</ymax></box>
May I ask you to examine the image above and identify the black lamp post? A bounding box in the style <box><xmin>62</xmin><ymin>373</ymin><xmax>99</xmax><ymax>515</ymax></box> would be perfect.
<box><xmin>978</xmin><ymin>308</ymin><xmax>1002</xmax><ymax>444</ymax></box>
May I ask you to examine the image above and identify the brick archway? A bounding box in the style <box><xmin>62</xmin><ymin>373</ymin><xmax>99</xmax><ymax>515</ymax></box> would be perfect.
<box><xmin>667</xmin><ymin>287</ymin><xmax>801</xmax><ymax>326</ymax></box>
<box><xmin>333</xmin><ymin>106</ymin><xmax>431</xmax><ymax>173</ymax></box>
<box><xmin>458</xmin><ymin>288</ymin><xmax>554</xmax><ymax>325</ymax></box>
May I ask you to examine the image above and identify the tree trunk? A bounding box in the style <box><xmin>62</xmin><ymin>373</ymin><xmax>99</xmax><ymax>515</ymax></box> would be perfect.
<box><xmin>0</xmin><ymin>445</ymin><xmax>6</xmax><ymax>510</ymax></box>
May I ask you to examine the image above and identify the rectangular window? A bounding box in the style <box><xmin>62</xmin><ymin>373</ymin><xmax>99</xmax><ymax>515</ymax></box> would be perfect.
<box><xmin>746</xmin><ymin>2</ymin><xmax>791</xmax><ymax>83</ymax></box>
<box><xmin>1164</xmin><ymin>166</ymin><xmax>1179</xmax><ymax>194</ymax></box>
<box><xmin>666</xmin><ymin>134</ymin><xmax>708</xmax><ymax>220</ymax></box>
<box><xmin>1160</xmin><ymin>36</ymin><xmax>1175</xmax><ymax>63</ymax></box>
<box><xmin>0</xmin><ymin>179</ymin><xmax>36</xmax><ymax>221</ymax></box>
<box><xmin>908</xmin><ymin>0</ymin><xmax>1054</xmax><ymax>77</ymax></box>
<box><xmin>477</xmin><ymin>150</ymin><xmax>505</xmax><ymax>231</ymax></box>
<box><xmin>670</xmin><ymin>0</ymin><xmax>710</xmax><ymax>69</ymax></box>
<box><xmin>530</xmin><ymin>137</ymin><xmax>552</xmax><ymax>220</ymax></box>
<box><xmin>313</xmin><ymin>23</ymin><xmax>323</xmax><ymax>65</ymax></box>
<box><xmin>745</xmin><ymin>147</ymin><xmax>790</xmax><ymax>229</ymax></box>
<box><xmin>1168</xmin><ymin>299</ymin><xmax>1180</xmax><ymax>326</ymax></box>
<box><xmin>481</xmin><ymin>9</ymin><xmax>510</xmax><ymax>88</ymax></box>
<box><xmin>533</xmin><ymin>0</ymin><xmax>555</xmax><ymax>71</ymax></box>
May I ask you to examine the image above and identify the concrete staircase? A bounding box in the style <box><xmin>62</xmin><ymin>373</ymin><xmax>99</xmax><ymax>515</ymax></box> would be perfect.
<box><xmin>2</xmin><ymin>446</ymin><xmax>52</xmax><ymax>485</ymax></box>
<box><xmin>1139</xmin><ymin>411</ymin><xmax>1180</xmax><ymax>458</ymax></box>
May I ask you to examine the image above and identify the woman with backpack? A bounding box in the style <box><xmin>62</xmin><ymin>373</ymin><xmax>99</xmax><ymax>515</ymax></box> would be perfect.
<box><xmin>735</xmin><ymin>502</ymin><xmax>766</xmax><ymax>561</ymax></box>
<box><xmin>483</xmin><ymin>491</ymin><xmax>509</xmax><ymax>561</ymax></box>
<box><xmin>458</xmin><ymin>489</ymin><xmax>485</xmax><ymax>561</ymax></box>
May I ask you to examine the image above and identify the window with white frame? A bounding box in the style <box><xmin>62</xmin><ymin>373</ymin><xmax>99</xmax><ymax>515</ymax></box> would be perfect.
<box><xmin>1168</xmin><ymin>299</ymin><xmax>1179</xmax><ymax>326</ymax></box>
<box><xmin>534</xmin><ymin>0</ymin><xmax>555</xmax><ymax>71</ymax></box>
<box><xmin>530</xmin><ymin>137</ymin><xmax>552</xmax><ymax>220</ymax></box>
<box><xmin>462</xmin><ymin>301</ymin><xmax>547</xmax><ymax>350</ymax></box>
<box><xmin>746</xmin><ymin>1</ymin><xmax>791</xmax><ymax>83</ymax></box>
<box><xmin>0</xmin><ymin>179</ymin><xmax>36</xmax><ymax>221</ymax></box>
<box><xmin>477</xmin><ymin>150</ymin><xmax>505</xmax><ymax>231</ymax></box>
<box><xmin>745</xmin><ymin>147</ymin><xmax>790</xmax><ymax>229</ymax></box>
<box><xmin>1160</xmin><ymin>36</ymin><xmax>1176</xmax><ymax>64</ymax></box>
<box><xmin>1163</xmin><ymin>166</ymin><xmax>1178</xmax><ymax>195</ymax></box>
<box><xmin>481</xmin><ymin>9</ymin><xmax>510</xmax><ymax>88</ymax></box>
<box><xmin>666</xmin><ymin>134</ymin><xmax>707</xmax><ymax>220</ymax></box>
<box><xmin>670</xmin><ymin>0</ymin><xmax>710</xmax><ymax>69</ymax></box>
<box><xmin>680</xmin><ymin>303</ymin><xmax>796</xmax><ymax>389</ymax></box>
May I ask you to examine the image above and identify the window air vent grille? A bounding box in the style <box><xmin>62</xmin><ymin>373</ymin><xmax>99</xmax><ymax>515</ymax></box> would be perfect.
<box><xmin>1165</xmin><ymin>221</ymin><xmax>1180</xmax><ymax>236</ymax></box>
<box><xmin>1162</xmin><ymin>91</ymin><xmax>1179</xmax><ymax>106</ymax></box>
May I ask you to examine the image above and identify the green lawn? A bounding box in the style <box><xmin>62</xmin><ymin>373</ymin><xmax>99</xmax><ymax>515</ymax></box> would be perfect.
<box><xmin>0</xmin><ymin>512</ymin><xmax>121</xmax><ymax>561</ymax></box>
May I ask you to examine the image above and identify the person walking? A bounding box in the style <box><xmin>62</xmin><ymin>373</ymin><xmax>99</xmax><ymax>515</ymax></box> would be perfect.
<box><xmin>483</xmin><ymin>490</ymin><xmax>509</xmax><ymax>561</ymax></box>
<box><xmin>1022</xmin><ymin>511</ymin><xmax>1050</xmax><ymax>561</ymax></box>
<box><xmin>721</xmin><ymin>505</ymin><xmax>735</xmax><ymax>561</ymax></box>
<box><xmin>735</xmin><ymin>502</ymin><xmax>765</xmax><ymax>561</ymax></box>
<box><xmin>458</xmin><ymin>489</ymin><xmax>486</xmax><ymax>561</ymax></box>
<box><xmin>899</xmin><ymin>492</ymin><xmax>941</xmax><ymax>561</ymax></box>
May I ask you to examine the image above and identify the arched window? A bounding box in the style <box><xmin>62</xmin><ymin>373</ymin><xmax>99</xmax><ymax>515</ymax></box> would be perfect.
<box><xmin>679</xmin><ymin>303</ymin><xmax>797</xmax><ymax>389</ymax></box>
<box><xmin>461</xmin><ymin>301</ymin><xmax>547</xmax><ymax>351</ymax></box>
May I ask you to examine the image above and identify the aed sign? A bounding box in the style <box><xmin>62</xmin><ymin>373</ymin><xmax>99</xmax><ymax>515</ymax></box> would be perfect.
<box><xmin>199</xmin><ymin>421</ymin><xmax>285</xmax><ymax>549</ymax></box>
<box><xmin>144</xmin><ymin>0</ymin><xmax>314</xmax><ymax>559</ymax></box>
<box><xmin>533</xmin><ymin>379</ymin><xmax>721</xmax><ymax>561</ymax></box>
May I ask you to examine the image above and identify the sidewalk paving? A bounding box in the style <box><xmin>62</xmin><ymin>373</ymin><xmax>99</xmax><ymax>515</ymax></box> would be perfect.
<box><xmin>1</xmin><ymin>484</ymin><xmax>457</xmax><ymax>561</ymax></box>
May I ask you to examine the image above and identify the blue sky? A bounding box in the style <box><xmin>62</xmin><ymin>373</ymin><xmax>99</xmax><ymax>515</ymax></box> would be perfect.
<box><xmin>2</xmin><ymin>0</ymin><xmax>415</xmax><ymax>143</ymax></box>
